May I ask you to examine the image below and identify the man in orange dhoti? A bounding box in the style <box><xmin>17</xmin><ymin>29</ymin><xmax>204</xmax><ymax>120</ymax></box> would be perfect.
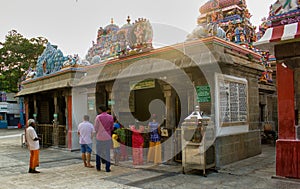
<box><xmin>26</xmin><ymin>119</ymin><xmax>41</xmax><ymax>173</ymax></box>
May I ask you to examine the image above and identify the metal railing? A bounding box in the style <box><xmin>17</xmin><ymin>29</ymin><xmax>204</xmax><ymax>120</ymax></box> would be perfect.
<box><xmin>35</xmin><ymin>124</ymin><xmax>66</xmax><ymax>147</ymax></box>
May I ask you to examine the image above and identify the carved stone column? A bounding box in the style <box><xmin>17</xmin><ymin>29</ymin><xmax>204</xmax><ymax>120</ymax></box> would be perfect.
<box><xmin>162</xmin><ymin>85</ymin><xmax>176</xmax><ymax>163</ymax></box>
<box><xmin>33</xmin><ymin>95</ymin><xmax>38</xmax><ymax>121</ymax></box>
<box><xmin>53</xmin><ymin>93</ymin><xmax>59</xmax><ymax>147</ymax></box>
<box><xmin>187</xmin><ymin>73</ymin><xmax>195</xmax><ymax>114</ymax></box>
<box><xmin>163</xmin><ymin>85</ymin><xmax>175</xmax><ymax>129</ymax></box>
<box><xmin>24</xmin><ymin>97</ymin><xmax>29</xmax><ymax>125</ymax></box>
<box><xmin>105</xmin><ymin>83</ymin><xmax>113</xmax><ymax>114</ymax></box>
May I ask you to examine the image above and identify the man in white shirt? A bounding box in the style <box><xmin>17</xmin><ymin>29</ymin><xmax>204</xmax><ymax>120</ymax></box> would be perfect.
<box><xmin>25</xmin><ymin>119</ymin><xmax>41</xmax><ymax>173</ymax></box>
<box><xmin>78</xmin><ymin>115</ymin><xmax>95</xmax><ymax>168</ymax></box>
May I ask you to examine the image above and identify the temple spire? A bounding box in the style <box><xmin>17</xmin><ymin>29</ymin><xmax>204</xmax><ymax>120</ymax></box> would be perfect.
<box><xmin>127</xmin><ymin>16</ymin><xmax>131</xmax><ymax>24</ymax></box>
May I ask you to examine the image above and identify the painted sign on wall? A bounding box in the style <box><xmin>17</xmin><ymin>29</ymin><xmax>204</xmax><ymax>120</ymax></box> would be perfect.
<box><xmin>196</xmin><ymin>85</ymin><xmax>211</xmax><ymax>102</ymax></box>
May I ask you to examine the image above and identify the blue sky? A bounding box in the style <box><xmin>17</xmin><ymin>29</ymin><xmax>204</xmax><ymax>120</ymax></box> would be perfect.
<box><xmin>0</xmin><ymin>0</ymin><xmax>275</xmax><ymax>58</ymax></box>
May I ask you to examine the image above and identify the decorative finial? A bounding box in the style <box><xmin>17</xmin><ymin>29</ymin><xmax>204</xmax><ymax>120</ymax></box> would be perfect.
<box><xmin>111</xmin><ymin>18</ymin><xmax>114</xmax><ymax>24</ymax></box>
<box><xmin>127</xmin><ymin>16</ymin><xmax>131</xmax><ymax>24</ymax></box>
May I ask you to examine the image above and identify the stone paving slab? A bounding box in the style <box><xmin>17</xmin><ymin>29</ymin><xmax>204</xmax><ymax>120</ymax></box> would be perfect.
<box><xmin>0</xmin><ymin>163</ymin><xmax>140</xmax><ymax>189</ymax></box>
<box><xmin>137</xmin><ymin>172</ymin><xmax>300</xmax><ymax>189</ymax></box>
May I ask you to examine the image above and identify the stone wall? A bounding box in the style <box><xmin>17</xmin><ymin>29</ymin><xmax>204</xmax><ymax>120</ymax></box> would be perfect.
<box><xmin>215</xmin><ymin>130</ymin><xmax>261</xmax><ymax>167</ymax></box>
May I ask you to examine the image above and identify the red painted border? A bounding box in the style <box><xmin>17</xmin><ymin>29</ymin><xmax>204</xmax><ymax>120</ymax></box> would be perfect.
<box><xmin>295</xmin><ymin>22</ymin><xmax>300</xmax><ymax>39</ymax></box>
<box><xmin>271</xmin><ymin>25</ymin><xmax>285</xmax><ymax>42</ymax></box>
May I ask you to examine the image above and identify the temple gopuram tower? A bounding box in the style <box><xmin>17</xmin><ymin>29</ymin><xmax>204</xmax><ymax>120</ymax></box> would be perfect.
<box><xmin>197</xmin><ymin>0</ymin><xmax>257</xmax><ymax>45</ymax></box>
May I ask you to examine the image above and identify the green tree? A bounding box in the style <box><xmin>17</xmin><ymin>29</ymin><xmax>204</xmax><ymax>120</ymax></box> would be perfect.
<box><xmin>0</xmin><ymin>30</ymin><xmax>47</xmax><ymax>92</ymax></box>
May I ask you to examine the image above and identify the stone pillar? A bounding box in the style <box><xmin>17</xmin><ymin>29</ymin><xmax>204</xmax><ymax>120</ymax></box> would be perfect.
<box><xmin>105</xmin><ymin>83</ymin><xmax>113</xmax><ymax>114</ymax></box>
<box><xmin>64</xmin><ymin>95</ymin><xmax>68</xmax><ymax>148</ymax></box>
<box><xmin>248</xmin><ymin>78</ymin><xmax>260</xmax><ymax>130</ymax></box>
<box><xmin>163</xmin><ymin>85</ymin><xmax>176</xmax><ymax>163</ymax></box>
<box><xmin>33</xmin><ymin>95</ymin><xmax>38</xmax><ymax>121</ymax></box>
<box><xmin>24</xmin><ymin>97</ymin><xmax>29</xmax><ymax>125</ymax></box>
<box><xmin>163</xmin><ymin>85</ymin><xmax>175</xmax><ymax>129</ymax></box>
<box><xmin>19</xmin><ymin>97</ymin><xmax>25</xmax><ymax>127</ymax></box>
<box><xmin>187</xmin><ymin>73</ymin><xmax>195</xmax><ymax>114</ymax></box>
<box><xmin>53</xmin><ymin>93</ymin><xmax>59</xmax><ymax>147</ymax></box>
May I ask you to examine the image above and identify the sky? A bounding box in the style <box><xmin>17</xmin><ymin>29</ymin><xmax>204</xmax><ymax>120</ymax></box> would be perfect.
<box><xmin>0</xmin><ymin>0</ymin><xmax>275</xmax><ymax>59</ymax></box>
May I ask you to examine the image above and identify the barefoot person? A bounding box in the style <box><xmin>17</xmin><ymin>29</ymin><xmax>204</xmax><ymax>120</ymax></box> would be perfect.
<box><xmin>26</xmin><ymin>119</ymin><xmax>41</xmax><ymax>173</ymax></box>
<box><xmin>147</xmin><ymin>114</ymin><xmax>162</xmax><ymax>164</ymax></box>
<box><xmin>94</xmin><ymin>105</ymin><xmax>114</xmax><ymax>172</ymax></box>
<box><xmin>78</xmin><ymin>115</ymin><xmax>95</xmax><ymax>168</ymax></box>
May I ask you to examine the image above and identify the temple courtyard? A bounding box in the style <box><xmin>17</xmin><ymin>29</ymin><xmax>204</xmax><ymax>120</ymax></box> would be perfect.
<box><xmin>0</xmin><ymin>129</ymin><xmax>299</xmax><ymax>189</ymax></box>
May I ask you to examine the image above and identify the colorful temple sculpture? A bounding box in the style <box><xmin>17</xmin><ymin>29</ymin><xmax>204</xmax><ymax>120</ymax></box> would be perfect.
<box><xmin>258</xmin><ymin>51</ymin><xmax>275</xmax><ymax>84</ymax></box>
<box><xmin>269</xmin><ymin>0</ymin><xmax>300</xmax><ymax>17</ymax></box>
<box><xmin>85</xmin><ymin>17</ymin><xmax>153</xmax><ymax>63</ymax></box>
<box><xmin>25</xmin><ymin>42</ymin><xmax>90</xmax><ymax>80</ymax></box>
<box><xmin>188</xmin><ymin>0</ymin><xmax>275</xmax><ymax>84</ymax></box>
<box><xmin>191</xmin><ymin>0</ymin><xmax>256</xmax><ymax>44</ymax></box>
<box><xmin>254</xmin><ymin>0</ymin><xmax>300</xmax><ymax>179</ymax></box>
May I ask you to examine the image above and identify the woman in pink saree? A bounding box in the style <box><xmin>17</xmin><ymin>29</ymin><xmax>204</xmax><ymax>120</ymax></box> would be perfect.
<box><xmin>130</xmin><ymin>125</ymin><xmax>144</xmax><ymax>165</ymax></box>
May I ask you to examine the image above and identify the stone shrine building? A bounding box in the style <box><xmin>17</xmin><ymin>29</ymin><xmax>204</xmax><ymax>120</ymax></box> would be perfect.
<box><xmin>17</xmin><ymin>0</ymin><xmax>277</xmax><ymax>168</ymax></box>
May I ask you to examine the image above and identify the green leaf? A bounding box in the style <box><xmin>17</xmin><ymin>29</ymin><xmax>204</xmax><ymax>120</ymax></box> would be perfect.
<box><xmin>0</xmin><ymin>30</ymin><xmax>48</xmax><ymax>92</ymax></box>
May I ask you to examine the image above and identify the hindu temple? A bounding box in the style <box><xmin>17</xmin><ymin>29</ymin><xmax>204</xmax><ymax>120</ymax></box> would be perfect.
<box><xmin>16</xmin><ymin>0</ymin><xmax>280</xmax><ymax>170</ymax></box>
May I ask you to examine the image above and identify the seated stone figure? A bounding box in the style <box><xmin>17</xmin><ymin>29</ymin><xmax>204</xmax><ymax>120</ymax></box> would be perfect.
<box><xmin>263</xmin><ymin>123</ymin><xmax>277</xmax><ymax>145</ymax></box>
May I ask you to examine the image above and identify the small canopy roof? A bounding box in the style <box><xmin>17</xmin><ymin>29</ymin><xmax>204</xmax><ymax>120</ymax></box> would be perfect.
<box><xmin>254</xmin><ymin>22</ymin><xmax>300</xmax><ymax>54</ymax></box>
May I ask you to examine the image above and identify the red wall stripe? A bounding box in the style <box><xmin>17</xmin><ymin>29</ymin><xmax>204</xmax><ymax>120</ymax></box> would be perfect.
<box><xmin>295</xmin><ymin>22</ymin><xmax>300</xmax><ymax>39</ymax></box>
<box><xmin>270</xmin><ymin>25</ymin><xmax>285</xmax><ymax>42</ymax></box>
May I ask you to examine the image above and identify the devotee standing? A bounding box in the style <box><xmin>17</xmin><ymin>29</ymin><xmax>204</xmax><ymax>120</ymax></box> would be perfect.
<box><xmin>25</xmin><ymin>119</ymin><xmax>41</xmax><ymax>173</ymax></box>
<box><xmin>78</xmin><ymin>115</ymin><xmax>95</xmax><ymax>168</ymax></box>
<box><xmin>94</xmin><ymin>105</ymin><xmax>114</xmax><ymax>172</ymax></box>
<box><xmin>147</xmin><ymin>114</ymin><xmax>162</xmax><ymax>164</ymax></box>
<box><xmin>131</xmin><ymin>124</ymin><xmax>144</xmax><ymax>165</ymax></box>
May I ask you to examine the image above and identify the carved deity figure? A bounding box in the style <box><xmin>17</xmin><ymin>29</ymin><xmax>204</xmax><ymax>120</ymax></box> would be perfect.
<box><xmin>211</xmin><ymin>11</ymin><xmax>218</xmax><ymax>22</ymax></box>
<box><xmin>226</xmin><ymin>22</ymin><xmax>234</xmax><ymax>41</ymax></box>
<box><xmin>243</xmin><ymin>9</ymin><xmax>252</xmax><ymax>19</ymax></box>
<box><xmin>134</xmin><ymin>24</ymin><xmax>144</xmax><ymax>45</ymax></box>
<box><xmin>270</xmin><ymin>0</ymin><xmax>299</xmax><ymax>15</ymax></box>
<box><xmin>279</xmin><ymin>0</ymin><xmax>299</xmax><ymax>13</ymax></box>
<box><xmin>25</xmin><ymin>68</ymin><xmax>36</xmax><ymax>80</ymax></box>
<box><xmin>42</xmin><ymin>60</ymin><xmax>47</xmax><ymax>74</ymax></box>
<box><xmin>234</xmin><ymin>24</ymin><xmax>245</xmax><ymax>43</ymax></box>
